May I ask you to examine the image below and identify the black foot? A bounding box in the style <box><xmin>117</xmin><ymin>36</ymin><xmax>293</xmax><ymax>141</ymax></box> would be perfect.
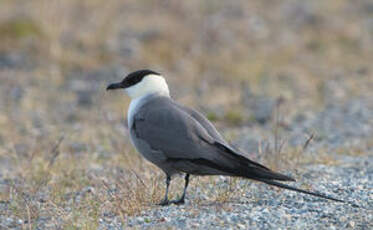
<box><xmin>171</xmin><ymin>197</ymin><xmax>185</xmax><ymax>205</ymax></box>
<box><xmin>157</xmin><ymin>198</ymin><xmax>185</xmax><ymax>206</ymax></box>
<box><xmin>158</xmin><ymin>199</ymin><xmax>170</xmax><ymax>206</ymax></box>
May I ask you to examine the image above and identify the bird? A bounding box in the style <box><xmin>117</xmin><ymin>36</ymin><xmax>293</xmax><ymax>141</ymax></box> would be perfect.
<box><xmin>106</xmin><ymin>69</ymin><xmax>345</xmax><ymax>206</ymax></box>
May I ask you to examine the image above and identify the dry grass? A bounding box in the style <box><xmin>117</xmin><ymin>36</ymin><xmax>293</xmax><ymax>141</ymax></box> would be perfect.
<box><xmin>0</xmin><ymin>0</ymin><xmax>372</xmax><ymax>228</ymax></box>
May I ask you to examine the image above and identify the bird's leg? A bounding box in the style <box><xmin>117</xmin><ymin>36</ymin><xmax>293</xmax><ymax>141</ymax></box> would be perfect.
<box><xmin>158</xmin><ymin>174</ymin><xmax>171</xmax><ymax>206</ymax></box>
<box><xmin>172</xmin><ymin>174</ymin><xmax>190</xmax><ymax>205</ymax></box>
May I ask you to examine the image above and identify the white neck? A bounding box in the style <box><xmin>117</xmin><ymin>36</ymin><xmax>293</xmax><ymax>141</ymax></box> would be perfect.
<box><xmin>125</xmin><ymin>74</ymin><xmax>170</xmax><ymax>99</ymax></box>
<box><xmin>126</xmin><ymin>74</ymin><xmax>170</xmax><ymax>127</ymax></box>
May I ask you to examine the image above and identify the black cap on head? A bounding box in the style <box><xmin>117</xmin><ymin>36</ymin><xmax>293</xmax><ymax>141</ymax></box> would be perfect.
<box><xmin>122</xmin><ymin>69</ymin><xmax>160</xmax><ymax>88</ymax></box>
<box><xmin>107</xmin><ymin>69</ymin><xmax>160</xmax><ymax>90</ymax></box>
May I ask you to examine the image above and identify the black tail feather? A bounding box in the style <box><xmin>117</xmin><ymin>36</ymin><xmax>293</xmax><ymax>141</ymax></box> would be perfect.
<box><xmin>260</xmin><ymin>179</ymin><xmax>345</xmax><ymax>203</ymax></box>
<box><xmin>250</xmin><ymin>169</ymin><xmax>296</xmax><ymax>182</ymax></box>
<box><xmin>210</xmin><ymin>141</ymin><xmax>359</xmax><ymax>207</ymax></box>
<box><xmin>214</xmin><ymin>141</ymin><xmax>296</xmax><ymax>182</ymax></box>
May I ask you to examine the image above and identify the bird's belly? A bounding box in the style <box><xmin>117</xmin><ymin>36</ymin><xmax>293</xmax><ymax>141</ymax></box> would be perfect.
<box><xmin>129</xmin><ymin>133</ymin><xmax>178</xmax><ymax>175</ymax></box>
<box><xmin>129</xmin><ymin>130</ymin><xmax>167</xmax><ymax>164</ymax></box>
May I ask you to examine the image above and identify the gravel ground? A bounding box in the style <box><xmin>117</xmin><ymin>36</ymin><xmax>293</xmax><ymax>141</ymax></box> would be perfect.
<box><xmin>119</xmin><ymin>156</ymin><xmax>372</xmax><ymax>230</ymax></box>
<box><xmin>1</xmin><ymin>158</ymin><xmax>371</xmax><ymax>229</ymax></box>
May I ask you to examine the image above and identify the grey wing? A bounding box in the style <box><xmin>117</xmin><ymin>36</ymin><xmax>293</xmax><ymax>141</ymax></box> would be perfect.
<box><xmin>133</xmin><ymin>98</ymin><xmax>241</xmax><ymax>175</ymax></box>
<box><xmin>133</xmin><ymin>99</ymin><xmax>217</xmax><ymax>160</ymax></box>
<box><xmin>175</xmin><ymin>104</ymin><xmax>227</xmax><ymax>144</ymax></box>
<box><xmin>132</xmin><ymin>98</ymin><xmax>293</xmax><ymax>181</ymax></box>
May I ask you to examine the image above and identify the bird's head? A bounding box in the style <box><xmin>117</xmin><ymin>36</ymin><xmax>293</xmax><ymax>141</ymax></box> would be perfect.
<box><xmin>107</xmin><ymin>69</ymin><xmax>170</xmax><ymax>99</ymax></box>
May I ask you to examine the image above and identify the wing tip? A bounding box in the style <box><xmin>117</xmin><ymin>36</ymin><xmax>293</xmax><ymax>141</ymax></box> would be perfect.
<box><xmin>275</xmin><ymin>173</ymin><xmax>296</xmax><ymax>182</ymax></box>
<box><xmin>287</xmin><ymin>175</ymin><xmax>296</xmax><ymax>182</ymax></box>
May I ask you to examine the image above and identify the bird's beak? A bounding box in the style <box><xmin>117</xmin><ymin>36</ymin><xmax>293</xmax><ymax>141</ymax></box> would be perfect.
<box><xmin>106</xmin><ymin>82</ymin><xmax>124</xmax><ymax>91</ymax></box>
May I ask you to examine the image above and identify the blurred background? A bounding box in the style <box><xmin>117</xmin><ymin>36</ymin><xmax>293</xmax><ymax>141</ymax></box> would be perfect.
<box><xmin>0</xmin><ymin>0</ymin><xmax>372</xmax><ymax>227</ymax></box>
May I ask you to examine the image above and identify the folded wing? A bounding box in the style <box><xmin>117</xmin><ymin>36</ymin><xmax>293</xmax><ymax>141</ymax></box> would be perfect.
<box><xmin>132</xmin><ymin>97</ymin><xmax>294</xmax><ymax>181</ymax></box>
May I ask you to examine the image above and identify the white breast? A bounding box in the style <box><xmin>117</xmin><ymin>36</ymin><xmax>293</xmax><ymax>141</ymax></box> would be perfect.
<box><xmin>125</xmin><ymin>74</ymin><xmax>170</xmax><ymax>127</ymax></box>
<box><xmin>127</xmin><ymin>96</ymin><xmax>145</xmax><ymax>128</ymax></box>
